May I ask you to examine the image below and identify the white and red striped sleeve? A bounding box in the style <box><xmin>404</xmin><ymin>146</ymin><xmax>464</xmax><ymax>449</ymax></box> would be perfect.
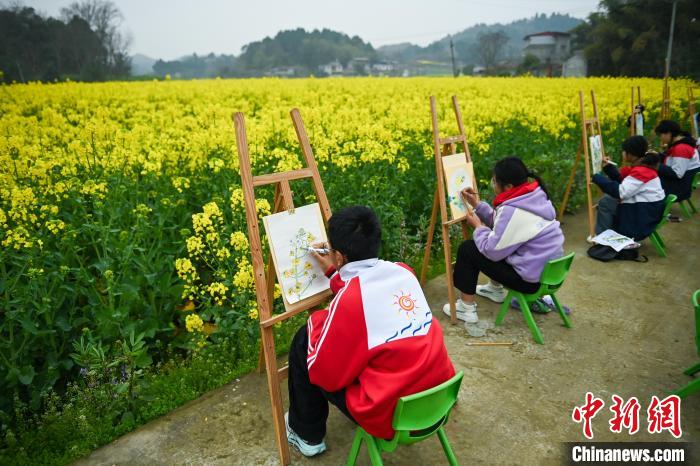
<box><xmin>324</xmin><ymin>265</ymin><xmax>345</xmax><ymax>294</ymax></box>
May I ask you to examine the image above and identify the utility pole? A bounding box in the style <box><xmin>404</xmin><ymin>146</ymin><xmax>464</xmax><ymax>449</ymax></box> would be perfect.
<box><xmin>450</xmin><ymin>39</ymin><xmax>458</xmax><ymax>77</ymax></box>
<box><xmin>664</xmin><ymin>0</ymin><xmax>678</xmax><ymax>79</ymax></box>
<box><xmin>661</xmin><ymin>0</ymin><xmax>678</xmax><ymax>120</ymax></box>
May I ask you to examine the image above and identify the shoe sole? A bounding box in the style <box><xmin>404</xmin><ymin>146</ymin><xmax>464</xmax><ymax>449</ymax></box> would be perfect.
<box><xmin>285</xmin><ymin>415</ymin><xmax>326</xmax><ymax>457</ymax></box>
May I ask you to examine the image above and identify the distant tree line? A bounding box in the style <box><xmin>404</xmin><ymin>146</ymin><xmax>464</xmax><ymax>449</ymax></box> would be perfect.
<box><xmin>236</xmin><ymin>28</ymin><xmax>377</xmax><ymax>76</ymax></box>
<box><xmin>148</xmin><ymin>28</ymin><xmax>377</xmax><ymax>78</ymax></box>
<box><xmin>0</xmin><ymin>0</ymin><xmax>130</xmax><ymax>82</ymax></box>
<box><xmin>572</xmin><ymin>0</ymin><xmax>700</xmax><ymax>79</ymax></box>
<box><xmin>153</xmin><ymin>53</ymin><xmax>236</xmax><ymax>79</ymax></box>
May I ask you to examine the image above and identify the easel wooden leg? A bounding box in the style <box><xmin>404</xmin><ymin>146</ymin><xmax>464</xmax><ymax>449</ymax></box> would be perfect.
<box><xmin>258</xmin><ymin>188</ymin><xmax>284</xmax><ymax>374</ymax></box>
<box><xmin>420</xmin><ymin>188</ymin><xmax>440</xmax><ymax>286</ymax></box>
<box><xmin>442</xmin><ymin>223</ymin><xmax>457</xmax><ymax>325</ymax></box>
<box><xmin>584</xmin><ymin>171</ymin><xmax>595</xmax><ymax>239</ymax></box>
<box><xmin>261</xmin><ymin>326</ymin><xmax>291</xmax><ymax>465</ymax></box>
<box><xmin>460</xmin><ymin>221</ymin><xmax>469</xmax><ymax>240</ymax></box>
<box><xmin>558</xmin><ymin>142</ymin><xmax>583</xmax><ymax>220</ymax></box>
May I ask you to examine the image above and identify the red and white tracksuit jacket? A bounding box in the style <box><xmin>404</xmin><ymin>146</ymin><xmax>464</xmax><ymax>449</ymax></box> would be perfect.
<box><xmin>306</xmin><ymin>258</ymin><xmax>455</xmax><ymax>439</ymax></box>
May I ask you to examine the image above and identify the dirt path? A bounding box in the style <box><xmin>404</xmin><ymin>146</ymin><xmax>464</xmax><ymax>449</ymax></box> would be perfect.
<box><xmin>74</xmin><ymin>210</ymin><xmax>700</xmax><ymax>465</ymax></box>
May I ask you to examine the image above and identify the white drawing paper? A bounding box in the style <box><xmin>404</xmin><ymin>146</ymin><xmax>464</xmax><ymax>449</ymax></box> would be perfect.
<box><xmin>592</xmin><ymin>229</ymin><xmax>635</xmax><ymax>252</ymax></box>
<box><xmin>442</xmin><ymin>153</ymin><xmax>475</xmax><ymax>220</ymax></box>
<box><xmin>635</xmin><ymin>112</ymin><xmax>644</xmax><ymax>136</ymax></box>
<box><xmin>262</xmin><ymin>203</ymin><xmax>330</xmax><ymax>307</ymax></box>
<box><xmin>589</xmin><ymin>135</ymin><xmax>603</xmax><ymax>174</ymax></box>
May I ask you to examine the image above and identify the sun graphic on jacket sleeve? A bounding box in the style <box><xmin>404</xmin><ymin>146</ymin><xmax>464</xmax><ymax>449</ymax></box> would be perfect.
<box><xmin>393</xmin><ymin>291</ymin><xmax>419</xmax><ymax>317</ymax></box>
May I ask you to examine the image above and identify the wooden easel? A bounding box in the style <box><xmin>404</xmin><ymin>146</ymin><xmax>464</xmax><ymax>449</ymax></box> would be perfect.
<box><xmin>558</xmin><ymin>90</ymin><xmax>604</xmax><ymax>239</ymax></box>
<box><xmin>688</xmin><ymin>87</ymin><xmax>698</xmax><ymax>139</ymax></box>
<box><xmin>661</xmin><ymin>78</ymin><xmax>671</xmax><ymax>121</ymax></box>
<box><xmin>233</xmin><ymin>108</ymin><xmax>333</xmax><ymax>466</ymax></box>
<box><xmin>629</xmin><ymin>86</ymin><xmax>642</xmax><ymax>136</ymax></box>
<box><xmin>420</xmin><ymin>95</ymin><xmax>475</xmax><ymax>324</ymax></box>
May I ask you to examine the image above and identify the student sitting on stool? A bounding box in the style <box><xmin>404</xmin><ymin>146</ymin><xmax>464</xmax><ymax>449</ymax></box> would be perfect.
<box><xmin>592</xmin><ymin>136</ymin><xmax>665</xmax><ymax>241</ymax></box>
<box><xmin>285</xmin><ymin>205</ymin><xmax>455</xmax><ymax>457</ymax></box>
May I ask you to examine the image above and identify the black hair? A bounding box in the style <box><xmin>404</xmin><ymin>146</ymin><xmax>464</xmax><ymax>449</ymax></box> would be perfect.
<box><xmin>640</xmin><ymin>150</ymin><xmax>661</xmax><ymax>168</ymax></box>
<box><xmin>328</xmin><ymin>205</ymin><xmax>381</xmax><ymax>262</ymax></box>
<box><xmin>621</xmin><ymin>135</ymin><xmax>648</xmax><ymax>158</ymax></box>
<box><xmin>493</xmin><ymin>156</ymin><xmax>550</xmax><ymax>199</ymax></box>
<box><xmin>654</xmin><ymin>120</ymin><xmax>682</xmax><ymax>137</ymax></box>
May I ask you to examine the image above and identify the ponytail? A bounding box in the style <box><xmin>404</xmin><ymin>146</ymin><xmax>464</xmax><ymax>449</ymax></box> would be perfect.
<box><xmin>493</xmin><ymin>156</ymin><xmax>550</xmax><ymax>200</ymax></box>
<box><xmin>527</xmin><ymin>171</ymin><xmax>551</xmax><ymax>200</ymax></box>
<box><xmin>640</xmin><ymin>150</ymin><xmax>661</xmax><ymax>168</ymax></box>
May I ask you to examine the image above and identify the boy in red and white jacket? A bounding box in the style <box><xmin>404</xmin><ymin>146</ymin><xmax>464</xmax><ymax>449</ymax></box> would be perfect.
<box><xmin>285</xmin><ymin>206</ymin><xmax>455</xmax><ymax>457</ymax></box>
<box><xmin>655</xmin><ymin>120</ymin><xmax>700</xmax><ymax>204</ymax></box>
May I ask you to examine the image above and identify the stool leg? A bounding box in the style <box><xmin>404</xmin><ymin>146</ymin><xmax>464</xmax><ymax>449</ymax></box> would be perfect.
<box><xmin>679</xmin><ymin>201</ymin><xmax>692</xmax><ymax>218</ymax></box>
<box><xmin>649</xmin><ymin>231</ymin><xmax>666</xmax><ymax>257</ymax></box>
<box><xmin>551</xmin><ymin>294</ymin><xmax>572</xmax><ymax>328</ymax></box>
<box><xmin>437</xmin><ymin>427</ymin><xmax>459</xmax><ymax>466</ymax></box>
<box><xmin>517</xmin><ymin>294</ymin><xmax>544</xmax><ymax>344</ymax></box>
<box><xmin>672</xmin><ymin>378</ymin><xmax>700</xmax><ymax>399</ymax></box>
<box><xmin>346</xmin><ymin>429</ymin><xmax>363</xmax><ymax>466</ymax></box>
<box><xmin>495</xmin><ymin>291</ymin><xmax>512</xmax><ymax>326</ymax></box>
<box><xmin>364</xmin><ymin>435</ymin><xmax>384</xmax><ymax>466</ymax></box>
<box><xmin>683</xmin><ymin>362</ymin><xmax>700</xmax><ymax>376</ymax></box>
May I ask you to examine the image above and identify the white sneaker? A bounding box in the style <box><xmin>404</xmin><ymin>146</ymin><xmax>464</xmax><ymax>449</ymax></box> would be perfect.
<box><xmin>285</xmin><ymin>412</ymin><xmax>327</xmax><ymax>457</ymax></box>
<box><xmin>476</xmin><ymin>282</ymin><xmax>507</xmax><ymax>303</ymax></box>
<box><xmin>442</xmin><ymin>299</ymin><xmax>479</xmax><ymax>323</ymax></box>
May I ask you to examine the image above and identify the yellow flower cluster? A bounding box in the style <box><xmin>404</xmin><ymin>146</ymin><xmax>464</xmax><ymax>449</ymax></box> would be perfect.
<box><xmin>172</xmin><ymin>177</ymin><xmax>190</xmax><ymax>193</ymax></box>
<box><xmin>175</xmin><ymin>258</ymin><xmax>198</xmax><ymax>282</ymax></box>
<box><xmin>206</xmin><ymin>282</ymin><xmax>229</xmax><ymax>306</ymax></box>
<box><xmin>229</xmin><ymin>231</ymin><xmax>249</xmax><ymax>251</ymax></box>
<box><xmin>233</xmin><ymin>257</ymin><xmax>255</xmax><ymax>290</ymax></box>
<box><xmin>185</xmin><ymin>313</ymin><xmax>204</xmax><ymax>333</ymax></box>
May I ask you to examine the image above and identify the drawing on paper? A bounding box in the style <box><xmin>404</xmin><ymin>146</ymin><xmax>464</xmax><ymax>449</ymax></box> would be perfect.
<box><xmin>263</xmin><ymin>203</ymin><xmax>330</xmax><ymax>307</ymax></box>
<box><xmin>282</xmin><ymin>228</ymin><xmax>319</xmax><ymax>301</ymax></box>
<box><xmin>442</xmin><ymin>153</ymin><xmax>475</xmax><ymax>219</ymax></box>
<box><xmin>635</xmin><ymin>112</ymin><xmax>644</xmax><ymax>136</ymax></box>
<box><xmin>589</xmin><ymin>135</ymin><xmax>603</xmax><ymax>173</ymax></box>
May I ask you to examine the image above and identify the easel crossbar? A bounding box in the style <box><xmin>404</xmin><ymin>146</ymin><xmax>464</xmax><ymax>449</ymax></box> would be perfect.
<box><xmin>260</xmin><ymin>289</ymin><xmax>333</xmax><ymax>328</ymax></box>
<box><xmin>439</xmin><ymin>135</ymin><xmax>467</xmax><ymax>145</ymax></box>
<box><xmin>252</xmin><ymin>168</ymin><xmax>314</xmax><ymax>187</ymax></box>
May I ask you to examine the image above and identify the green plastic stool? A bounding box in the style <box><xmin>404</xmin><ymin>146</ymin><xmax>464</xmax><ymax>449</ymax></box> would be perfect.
<box><xmin>672</xmin><ymin>290</ymin><xmax>700</xmax><ymax>399</ymax></box>
<box><xmin>678</xmin><ymin>171</ymin><xmax>700</xmax><ymax>215</ymax></box>
<box><xmin>649</xmin><ymin>194</ymin><xmax>677</xmax><ymax>257</ymax></box>
<box><xmin>346</xmin><ymin>371</ymin><xmax>463</xmax><ymax>466</ymax></box>
<box><xmin>495</xmin><ymin>252</ymin><xmax>575</xmax><ymax>345</ymax></box>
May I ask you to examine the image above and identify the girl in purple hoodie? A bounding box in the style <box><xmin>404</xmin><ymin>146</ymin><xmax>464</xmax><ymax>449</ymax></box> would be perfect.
<box><xmin>443</xmin><ymin>157</ymin><xmax>564</xmax><ymax>324</ymax></box>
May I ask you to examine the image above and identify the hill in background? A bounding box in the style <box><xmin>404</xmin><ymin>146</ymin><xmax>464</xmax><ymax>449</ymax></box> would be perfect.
<box><xmin>129</xmin><ymin>13</ymin><xmax>583</xmax><ymax>78</ymax></box>
<box><xmin>378</xmin><ymin>13</ymin><xmax>583</xmax><ymax>65</ymax></box>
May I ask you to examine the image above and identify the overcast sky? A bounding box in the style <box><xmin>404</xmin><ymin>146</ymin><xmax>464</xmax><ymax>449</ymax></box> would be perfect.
<box><xmin>21</xmin><ymin>0</ymin><xmax>601</xmax><ymax>60</ymax></box>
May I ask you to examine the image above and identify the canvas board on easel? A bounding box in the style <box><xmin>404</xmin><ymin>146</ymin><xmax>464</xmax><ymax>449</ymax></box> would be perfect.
<box><xmin>635</xmin><ymin>112</ymin><xmax>644</xmax><ymax>136</ymax></box>
<box><xmin>262</xmin><ymin>203</ymin><xmax>330</xmax><ymax>309</ymax></box>
<box><xmin>442</xmin><ymin>152</ymin><xmax>475</xmax><ymax>219</ymax></box>
<box><xmin>589</xmin><ymin>135</ymin><xmax>603</xmax><ymax>173</ymax></box>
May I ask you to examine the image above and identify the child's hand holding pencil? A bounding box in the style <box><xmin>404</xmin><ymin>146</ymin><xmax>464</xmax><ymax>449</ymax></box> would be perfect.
<box><xmin>307</xmin><ymin>242</ymin><xmax>334</xmax><ymax>271</ymax></box>
<box><xmin>459</xmin><ymin>187</ymin><xmax>480</xmax><ymax>210</ymax></box>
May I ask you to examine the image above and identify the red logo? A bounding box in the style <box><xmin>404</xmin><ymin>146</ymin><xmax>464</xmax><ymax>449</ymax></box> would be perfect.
<box><xmin>647</xmin><ymin>395</ymin><xmax>682</xmax><ymax>438</ymax></box>
<box><xmin>572</xmin><ymin>393</ymin><xmax>682</xmax><ymax>439</ymax></box>
<box><xmin>572</xmin><ymin>392</ymin><xmax>605</xmax><ymax>439</ymax></box>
